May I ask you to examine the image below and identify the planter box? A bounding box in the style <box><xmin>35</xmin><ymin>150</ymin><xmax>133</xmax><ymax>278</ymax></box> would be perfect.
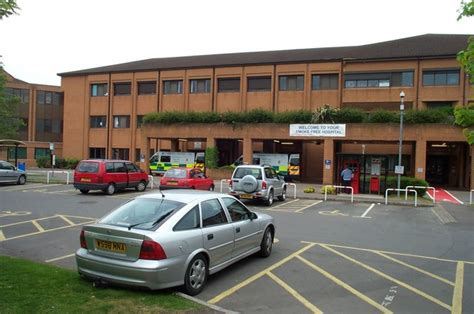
<box><xmin>206</xmin><ymin>168</ymin><xmax>234</xmax><ymax>180</ymax></box>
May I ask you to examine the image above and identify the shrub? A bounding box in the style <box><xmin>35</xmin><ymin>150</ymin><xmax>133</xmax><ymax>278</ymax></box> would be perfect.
<box><xmin>276</xmin><ymin>110</ymin><xmax>313</xmax><ymax>124</ymax></box>
<box><xmin>311</xmin><ymin>105</ymin><xmax>338</xmax><ymax>123</ymax></box>
<box><xmin>205</xmin><ymin>147</ymin><xmax>219</xmax><ymax>169</ymax></box>
<box><xmin>333</xmin><ymin>108</ymin><xmax>365</xmax><ymax>123</ymax></box>
<box><xmin>320</xmin><ymin>185</ymin><xmax>336</xmax><ymax>194</ymax></box>
<box><xmin>385</xmin><ymin>176</ymin><xmax>428</xmax><ymax>196</ymax></box>
<box><xmin>244</xmin><ymin>109</ymin><xmax>274</xmax><ymax>123</ymax></box>
<box><xmin>404</xmin><ymin>109</ymin><xmax>451</xmax><ymax>124</ymax></box>
<box><xmin>36</xmin><ymin>156</ymin><xmax>51</xmax><ymax>168</ymax></box>
<box><xmin>221</xmin><ymin>111</ymin><xmax>246</xmax><ymax>124</ymax></box>
<box><xmin>304</xmin><ymin>186</ymin><xmax>316</xmax><ymax>193</ymax></box>
<box><xmin>454</xmin><ymin>106</ymin><xmax>474</xmax><ymax>127</ymax></box>
<box><xmin>368</xmin><ymin>110</ymin><xmax>399</xmax><ymax>123</ymax></box>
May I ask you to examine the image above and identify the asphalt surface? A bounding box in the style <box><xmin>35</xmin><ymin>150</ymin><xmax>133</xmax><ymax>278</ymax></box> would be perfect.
<box><xmin>1</xmin><ymin>182</ymin><xmax>473</xmax><ymax>313</ymax></box>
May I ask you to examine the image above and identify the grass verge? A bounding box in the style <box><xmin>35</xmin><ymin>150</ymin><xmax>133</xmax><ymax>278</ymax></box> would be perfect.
<box><xmin>0</xmin><ymin>255</ymin><xmax>202</xmax><ymax>313</ymax></box>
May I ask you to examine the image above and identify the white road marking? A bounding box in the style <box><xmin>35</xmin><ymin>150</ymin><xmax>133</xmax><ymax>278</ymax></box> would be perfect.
<box><xmin>358</xmin><ymin>203</ymin><xmax>375</xmax><ymax>218</ymax></box>
<box><xmin>45</xmin><ymin>253</ymin><xmax>76</xmax><ymax>263</ymax></box>
<box><xmin>442</xmin><ymin>189</ymin><xmax>464</xmax><ymax>205</ymax></box>
<box><xmin>295</xmin><ymin>200</ymin><xmax>323</xmax><ymax>213</ymax></box>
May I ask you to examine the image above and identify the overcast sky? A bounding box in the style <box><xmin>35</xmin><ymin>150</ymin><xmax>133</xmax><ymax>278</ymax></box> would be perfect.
<box><xmin>1</xmin><ymin>0</ymin><xmax>473</xmax><ymax>86</ymax></box>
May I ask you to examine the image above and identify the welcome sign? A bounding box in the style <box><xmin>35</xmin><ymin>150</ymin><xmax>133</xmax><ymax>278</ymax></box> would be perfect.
<box><xmin>289</xmin><ymin>124</ymin><xmax>346</xmax><ymax>137</ymax></box>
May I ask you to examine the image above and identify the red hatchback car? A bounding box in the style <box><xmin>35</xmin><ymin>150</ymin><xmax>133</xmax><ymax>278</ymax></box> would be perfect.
<box><xmin>159</xmin><ymin>168</ymin><xmax>214</xmax><ymax>190</ymax></box>
<box><xmin>74</xmin><ymin>159</ymin><xmax>149</xmax><ymax>195</ymax></box>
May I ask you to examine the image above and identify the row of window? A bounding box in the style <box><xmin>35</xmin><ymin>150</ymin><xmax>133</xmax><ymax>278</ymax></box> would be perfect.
<box><xmin>89</xmin><ymin>147</ymin><xmax>149</xmax><ymax>163</ymax></box>
<box><xmin>4</xmin><ymin>88</ymin><xmax>64</xmax><ymax>105</ymax></box>
<box><xmin>5</xmin><ymin>88</ymin><xmax>29</xmax><ymax>104</ymax></box>
<box><xmin>7</xmin><ymin>147</ymin><xmax>51</xmax><ymax>160</ymax></box>
<box><xmin>90</xmin><ymin>116</ymin><xmax>144</xmax><ymax>129</ymax></box>
<box><xmin>90</xmin><ymin>69</ymin><xmax>461</xmax><ymax>97</ymax></box>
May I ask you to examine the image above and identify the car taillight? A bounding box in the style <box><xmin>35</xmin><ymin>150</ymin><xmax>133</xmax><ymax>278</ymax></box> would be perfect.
<box><xmin>80</xmin><ymin>230</ymin><xmax>87</xmax><ymax>249</ymax></box>
<box><xmin>139</xmin><ymin>240</ymin><xmax>167</xmax><ymax>260</ymax></box>
<box><xmin>262</xmin><ymin>181</ymin><xmax>267</xmax><ymax>189</ymax></box>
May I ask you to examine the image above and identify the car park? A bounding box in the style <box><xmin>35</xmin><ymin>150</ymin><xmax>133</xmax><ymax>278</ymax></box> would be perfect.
<box><xmin>73</xmin><ymin>159</ymin><xmax>149</xmax><ymax>195</ymax></box>
<box><xmin>0</xmin><ymin>160</ymin><xmax>26</xmax><ymax>185</ymax></box>
<box><xmin>159</xmin><ymin>168</ymin><xmax>214</xmax><ymax>190</ymax></box>
<box><xmin>229</xmin><ymin>164</ymin><xmax>287</xmax><ymax>206</ymax></box>
<box><xmin>75</xmin><ymin>190</ymin><xmax>275</xmax><ymax>295</ymax></box>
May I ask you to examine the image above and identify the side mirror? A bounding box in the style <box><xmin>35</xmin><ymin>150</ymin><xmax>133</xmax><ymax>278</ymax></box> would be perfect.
<box><xmin>249</xmin><ymin>212</ymin><xmax>258</xmax><ymax>220</ymax></box>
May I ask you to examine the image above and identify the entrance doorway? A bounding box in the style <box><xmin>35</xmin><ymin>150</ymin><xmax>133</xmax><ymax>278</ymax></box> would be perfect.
<box><xmin>426</xmin><ymin>155</ymin><xmax>450</xmax><ymax>186</ymax></box>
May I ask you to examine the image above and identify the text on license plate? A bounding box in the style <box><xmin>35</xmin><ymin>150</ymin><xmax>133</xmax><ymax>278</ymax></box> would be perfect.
<box><xmin>81</xmin><ymin>178</ymin><xmax>91</xmax><ymax>182</ymax></box>
<box><xmin>95</xmin><ymin>239</ymin><xmax>127</xmax><ymax>253</ymax></box>
<box><xmin>240</xmin><ymin>194</ymin><xmax>253</xmax><ymax>199</ymax></box>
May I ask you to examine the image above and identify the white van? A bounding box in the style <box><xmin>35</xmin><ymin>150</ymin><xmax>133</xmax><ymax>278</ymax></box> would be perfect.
<box><xmin>149</xmin><ymin>152</ymin><xmax>196</xmax><ymax>175</ymax></box>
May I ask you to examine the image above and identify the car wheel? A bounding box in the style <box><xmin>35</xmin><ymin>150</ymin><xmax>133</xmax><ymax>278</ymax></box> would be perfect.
<box><xmin>17</xmin><ymin>175</ymin><xmax>26</xmax><ymax>185</ymax></box>
<box><xmin>183</xmin><ymin>254</ymin><xmax>208</xmax><ymax>296</ymax></box>
<box><xmin>259</xmin><ymin>227</ymin><xmax>273</xmax><ymax>257</ymax></box>
<box><xmin>135</xmin><ymin>180</ymin><xmax>147</xmax><ymax>192</ymax></box>
<box><xmin>278</xmin><ymin>187</ymin><xmax>287</xmax><ymax>201</ymax></box>
<box><xmin>208</xmin><ymin>184</ymin><xmax>214</xmax><ymax>191</ymax></box>
<box><xmin>105</xmin><ymin>183</ymin><xmax>115</xmax><ymax>195</ymax></box>
<box><xmin>79</xmin><ymin>189</ymin><xmax>89</xmax><ymax>194</ymax></box>
<box><xmin>264</xmin><ymin>189</ymin><xmax>274</xmax><ymax>206</ymax></box>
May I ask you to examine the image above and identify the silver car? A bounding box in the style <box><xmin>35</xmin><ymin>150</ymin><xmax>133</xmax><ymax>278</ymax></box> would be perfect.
<box><xmin>76</xmin><ymin>190</ymin><xmax>275</xmax><ymax>295</ymax></box>
<box><xmin>0</xmin><ymin>160</ymin><xmax>26</xmax><ymax>185</ymax></box>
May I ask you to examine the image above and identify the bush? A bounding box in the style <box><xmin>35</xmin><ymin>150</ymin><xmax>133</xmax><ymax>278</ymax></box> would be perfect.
<box><xmin>368</xmin><ymin>110</ymin><xmax>399</xmax><ymax>123</ymax></box>
<box><xmin>36</xmin><ymin>156</ymin><xmax>50</xmax><ymax>168</ymax></box>
<box><xmin>404</xmin><ymin>109</ymin><xmax>451</xmax><ymax>124</ymax></box>
<box><xmin>304</xmin><ymin>186</ymin><xmax>316</xmax><ymax>193</ymax></box>
<box><xmin>320</xmin><ymin>185</ymin><xmax>336</xmax><ymax>194</ymax></box>
<box><xmin>243</xmin><ymin>109</ymin><xmax>274</xmax><ymax>123</ymax></box>
<box><xmin>205</xmin><ymin>147</ymin><xmax>219</xmax><ymax>169</ymax></box>
<box><xmin>221</xmin><ymin>111</ymin><xmax>246</xmax><ymax>124</ymax></box>
<box><xmin>385</xmin><ymin>176</ymin><xmax>428</xmax><ymax>196</ymax></box>
<box><xmin>333</xmin><ymin>108</ymin><xmax>365</xmax><ymax>123</ymax></box>
<box><xmin>276</xmin><ymin>110</ymin><xmax>313</xmax><ymax>124</ymax></box>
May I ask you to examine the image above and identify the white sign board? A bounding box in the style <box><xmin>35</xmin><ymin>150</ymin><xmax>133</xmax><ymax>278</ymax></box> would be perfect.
<box><xmin>194</xmin><ymin>142</ymin><xmax>202</xmax><ymax>149</ymax></box>
<box><xmin>395</xmin><ymin>165</ymin><xmax>404</xmax><ymax>175</ymax></box>
<box><xmin>290</xmin><ymin>124</ymin><xmax>346</xmax><ymax>137</ymax></box>
<box><xmin>371</xmin><ymin>158</ymin><xmax>381</xmax><ymax>176</ymax></box>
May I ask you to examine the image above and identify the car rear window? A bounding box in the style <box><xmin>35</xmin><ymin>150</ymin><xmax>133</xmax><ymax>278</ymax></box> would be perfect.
<box><xmin>164</xmin><ymin>168</ymin><xmax>187</xmax><ymax>179</ymax></box>
<box><xmin>77</xmin><ymin>162</ymin><xmax>99</xmax><ymax>173</ymax></box>
<box><xmin>233</xmin><ymin>167</ymin><xmax>262</xmax><ymax>179</ymax></box>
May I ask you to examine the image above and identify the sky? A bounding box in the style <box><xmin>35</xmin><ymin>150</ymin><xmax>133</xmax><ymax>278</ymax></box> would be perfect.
<box><xmin>1</xmin><ymin>0</ymin><xmax>473</xmax><ymax>86</ymax></box>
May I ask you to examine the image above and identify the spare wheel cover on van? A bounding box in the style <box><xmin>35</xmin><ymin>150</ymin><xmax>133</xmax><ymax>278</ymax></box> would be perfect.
<box><xmin>241</xmin><ymin>175</ymin><xmax>258</xmax><ymax>193</ymax></box>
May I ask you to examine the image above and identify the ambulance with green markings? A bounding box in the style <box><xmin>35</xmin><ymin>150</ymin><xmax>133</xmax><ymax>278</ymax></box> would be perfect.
<box><xmin>149</xmin><ymin>152</ymin><xmax>196</xmax><ymax>176</ymax></box>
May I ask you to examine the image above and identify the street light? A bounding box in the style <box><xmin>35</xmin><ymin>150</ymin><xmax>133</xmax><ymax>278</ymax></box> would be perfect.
<box><xmin>397</xmin><ymin>91</ymin><xmax>405</xmax><ymax>196</ymax></box>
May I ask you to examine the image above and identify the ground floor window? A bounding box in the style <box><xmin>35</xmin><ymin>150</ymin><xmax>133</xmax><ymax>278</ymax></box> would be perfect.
<box><xmin>112</xmin><ymin>148</ymin><xmax>129</xmax><ymax>160</ymax></box>
<box><xmin>89</xmin><ymin>147</ymin><xmax>106</xmax><ymax>159</ymax></box>
<box><xmin>35</xmin><ymin>148</ymin><xmax>51</xmax><ymax>159</ymax></box>
<box><xmin>8</xmin><ymin>147</ymin><xmax>27</xmax><ymax>159</ymax></box>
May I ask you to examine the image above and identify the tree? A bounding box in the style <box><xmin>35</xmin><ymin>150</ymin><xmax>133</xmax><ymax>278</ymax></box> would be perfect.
<box><xmin>457</xmin><ymin>0</ymin><xmax>474</xmax><ymax>84</ymax></box>
<box><xmin>0</xmin><ymin>0</ymin><xmax>19</xmax><ymax>19</ymax></box>
<box><xmin>0</xmin><ymin>69</ymin><xmax>23</xmax><ymax>139</ymax></box>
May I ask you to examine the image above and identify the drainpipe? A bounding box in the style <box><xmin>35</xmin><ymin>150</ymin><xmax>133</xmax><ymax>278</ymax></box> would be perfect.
<box><xmin>106</xmin><ymin>73</ymin><xmax>112</xmax><ymax>158</ymax></box>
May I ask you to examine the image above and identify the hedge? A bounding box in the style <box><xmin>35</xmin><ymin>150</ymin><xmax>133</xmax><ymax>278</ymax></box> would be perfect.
<box><xmin>385</xmin><ymin>176</ymin><xmax>429</xmax><ymax>197</ymax></box>
<box><xmin>35</xmin><ymin>157</ymin><xmax>80</xmax><ymax>169</ymax></box>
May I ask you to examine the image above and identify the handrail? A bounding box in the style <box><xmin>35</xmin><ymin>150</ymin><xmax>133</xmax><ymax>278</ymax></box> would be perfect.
<box><xmin>147</xmin><ymin>175</ymin><xmax>154</xmax><ymax>189</ymax></box>
<box><xmin>324</xmin><ymin>185</ymin><xmax>354</xmax><ymax>203</ymax></box>
<box><xmin>470</xmin><ymin>190</ymin><xmax>474</xmax><ymax>205</ymax></box>
<box><xmin>47</xmin><ymin>171</ymin><xmax>70</xmax><ymax>184</ymax></box>
<box><xmin>386</xmin><ymin>188</ymin><xmax>417</xmax><ymax>207</ymax></box>
<box><xmin>405</xmin><ymin>186</ymin><xmax>436</xmax><ymax>204</ymax></box>
<box><xmin>287</xmin><ymin>183</ymin><xmax>297</xmax><ymax>199</ymax></box>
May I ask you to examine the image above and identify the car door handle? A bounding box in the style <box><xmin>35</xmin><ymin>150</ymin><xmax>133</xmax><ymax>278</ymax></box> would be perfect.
<box><xmin>207</xmin><ymin>234</ymin><xmax>214</xmax><ymax>240</ymax></box>
<box><xmin>236</xmin><ymin>227</ymin><xmax>240</xmax><ymax>233</ymax></box>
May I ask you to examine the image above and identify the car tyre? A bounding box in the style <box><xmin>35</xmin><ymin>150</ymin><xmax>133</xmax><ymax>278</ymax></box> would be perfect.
<box><xmin>183</xmin><ymin>254</ymin><xmax>208</xmax><ymax>296</ymax></box>
<box><xmin>135</xmin><ymin>180</ymin><xmax>147</xmax><ymax>192</ymax></box>
<box><xmin>17</xmin><ymin>175</ymin><xmax>26</xmax><ymax>185</ymax></box>
<box><xmin>264</xmin><ymin>189</ymin><xmax>274</xmax><ymax>206</ymax></box>
<box><xmin>105</xmin><ymin>183</ymin><xmax>115</xmax><ymax>195</ymax></box>
<box><xmin>208</xmin><ymin>184</ymin><xmax>214</xmax><ymax>191</ymax></box>
<box><xmin>80</xmin><ymin>189</ymin><xmax>89</xmax><ymax>194</ymax></box>
<box><xmin>277</xmin><ymin>187</ymin><xmax>286</xmax><ymax>201</ymax></box>
<box><xmin>259</xmin><ymin>227</ymin><xmax>273</xmax><ymax>257</ymax></box>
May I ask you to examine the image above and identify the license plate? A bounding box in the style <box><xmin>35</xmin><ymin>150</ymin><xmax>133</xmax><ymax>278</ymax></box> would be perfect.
<box><xmin>240</xmin><ymin>194</ymin><xmax>253</xmax><ymax>199</ymax></box>
<box><xmin>81</xmin><ymin>178</ymin><xmax>91</xmax><ymax>182</ymax></box>
<box><xmin>167</xmin><ymin>181</ymin><xmax>178</xmax><ymax>185</ymax></box>
<box><xmin>95</xmin><ymin>239</ymin><xmax>126</xmax><ymax>253</ymax></box>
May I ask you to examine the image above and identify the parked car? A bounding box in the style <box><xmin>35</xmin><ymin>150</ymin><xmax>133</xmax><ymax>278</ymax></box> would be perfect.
<box><xmin>0</xmin><ymin>160</ymin><xmax>26</xmax><ymax>185</ymax></box>
<box><xmin>76</xmin><ymin>190</ymin><xmax>275</xmax><ymax>295</ymax></box>
<box><xmin>229</xmin><ymin>164</ymin><xmax>287</xmax><ymax>206</ymax></box>
<box><xmin>73</xmin><ymin>159</ymin><xmax>149</xmax><ymax>195</ymax></box>
<box><xmin>159</xmin><ymin>168</ymin><xmax>214</xmax><ymax>190</ymax></box>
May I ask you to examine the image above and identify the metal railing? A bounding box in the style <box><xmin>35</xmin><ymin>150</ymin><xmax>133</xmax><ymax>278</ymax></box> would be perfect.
<box><xmin>405</xmin><ymin>186</ymin><xmax>435</xmax><ymax>204</ymax></box>
<box><xmin>47</xmin><ymin>171</ymin><xmax>70</xmax><ymax>184</ymax></box>
<box><xmin>386</xmin><ymin>188</ymin><xmax>417</xmax><ymax>207</ymax></box>
<box><xmin>324</xmin><ymin>185</ymin><xmax>354</xmax><ymax>203</ymax></box>
<box><xmin>287</xmin><ymin>183</ymin><xmax>297</xmax><ymax>199</ymax></box>
<box><xmin>470</xmin><ymin>190</ymin><xmax>474</xmax><ymax>205</ymax></box>
<box><xmin>147</xmin><ymin>175</ymin><xmax>155</xmax><ymax>189</ymax></box>
<box><xmin>220</xmin><ymin>179</ymin><xmax>230</xmax><ymax>193</ymax></box>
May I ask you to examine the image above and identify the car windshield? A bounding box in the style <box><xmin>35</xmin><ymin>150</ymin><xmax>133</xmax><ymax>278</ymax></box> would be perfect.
<box><xmin>77</xmin><ymin>162</ymin><xmax>99</xmax><ymax>173</ymax></box>
<box><xmin>164</xmin><ymin>168</ymin><xmax>187</xmax><ymax>179</ymax></box>
<box><xmin>233</xmin><ymin>168</ymin><xmax>262</xmax><ymax>179</ymax></box>
<box><xmin>100</xmin><ymin>198</ymin><xmax>186</xmax><ymax>230</ymax></box>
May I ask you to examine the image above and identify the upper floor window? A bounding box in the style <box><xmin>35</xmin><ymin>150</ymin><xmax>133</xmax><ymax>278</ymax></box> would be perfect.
<box><xmin>5</xmin><ymin>88</ymin><xmax>29</xmax><ymax>104</ymax></box>
<box><xmin>344</xmin><ymin>71</ymin><xmax>413</xmax><ymax>89</ymax></box>
<box><xmin>91</xmin><ymin>83</ymin><xmax>108</xmax><ymax>97</ymax></box>
<box><xmin>248</xmin><ymin>76</ymin><xmax>271</xmax><ymax>92</ymax></box>
<box><xmin>190</xmin><ymin>79</ymin><xmax>211</xmax><ymax>93</ymax></box>
<box><xmin>312</xmin><ymin>74</ymin><xmax>338</xmax><ymax>90</ymax></box>
<box><xmin>114</xmin><ymin>82</ymin><xmax>131</xmax><ymax>96</ymax></box>
<box><xmin>422</xmin><ymin>69</ymin><xmax>460</xmax><ymax>86</ymax></box>
<box><xmin>218</xmin><ymin>78</ymin><xmax>240</xmax><ymax>92</ymax></box>
<box><xmin>279</xmin><ymin>75</ymin><xmax>304</xmax><ymax>91</ymax></box>
<box><xmin>138</xmin><ymin>81</ymin><xmax>157</xmax><ymax>95</ymax></box>
<box><xmin>37</xmin><ymin>91</ymin><xmax>55</xmax><ymax>105</ymax></box>
<box><xmin>136</xmin><ymin>115</ymin><xmax>144</xmax><ymax>128</ymax></box>
<box><xmin>163</xmin><ymin>80</ymin><xmax>183</xmax><ymax>94</ymax></box>
<box><xmin>90</xmin><ymin>116</ymin><xmax>107</xmax><ymax>128</ymax></box>
<box><xmin>113</xmin><ymin>115</ymin><xmax>130</xmax><ymax>128</ymax></box>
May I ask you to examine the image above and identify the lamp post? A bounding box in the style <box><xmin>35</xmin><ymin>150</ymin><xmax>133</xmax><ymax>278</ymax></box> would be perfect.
<box><xmin>397</xmin><ymin>91</ymin><xmax>405</xmax><ymax>196</ymax></box>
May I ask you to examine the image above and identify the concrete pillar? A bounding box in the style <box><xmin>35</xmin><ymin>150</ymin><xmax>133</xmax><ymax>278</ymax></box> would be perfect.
<box><xmin>206</xmin><ymin>137</ymin><xmax>215</xmax><ymax>148</ymax></box>
<box><xmin>243</xmin><ymin>138</ymin><xmax>252</xmax><ymax>165</ymax></box>
<box><xmin>144</xmin><ymin>137</ymin><xmax>150</xmax><ymax>172</ymax></box>
<box><xmin>323</xmin><ymin>139</ymin><xmax>334</xmax><ymax>185</ymax></box>
<box><xmin>170</xmin><ymin>139</ymin><xmax>179</xmax><ymax>151</ymax></box>
<box><xmin>414</xmin><ymin>140</ymin><xmax>427</xmax><ymax>180</ymax></box>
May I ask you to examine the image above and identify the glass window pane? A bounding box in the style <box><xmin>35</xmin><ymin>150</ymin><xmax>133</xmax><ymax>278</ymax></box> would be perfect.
<box><xmin>296</xmin><ymin>76</ymin><xmax>304</xmax><ymax>90</ymax></box>
<box><xmin>138</xmin><ymin>81</ymin><xmax>156</xmax><ymax>95</ymax></box>
<box><xmin>218</xmin><ymin>78</ymin><xmax>240</xmax><ymax>92</ymax></box>
<box><xmin>434</xmin><ymin>73</ymin><xmax>447</xmax><ymax>85</ymax></box>
<box><xmin>356</xmin><ymin>80</ymin><xmax>368</xmax><ymax>88</ymax></box>
<box><xmin>114</xmin><ymin>83</ymin><xmax>131</xmax><ymax>95</ymax></box>
<box><xmin>248</xmin><ymin>77</ymin><xmax>271</xmax><ymax>91</ymax></box>
<box><xmin>174</xmin><ymin>206</ymin><xmax>200</xmax><ymax>231</ymax></box>
<box><xmin>201</xmin><ymin>199</ymin><xmax>227</xmax><ymax>227</ymax></box>
<box><xmin>401</xmin><ymin>72</ymin><xmax>413</xmax><ymax>86</ymax></box>
<box><xmin>279</xmin><ymin>76</ymin><xmax>287</xmax><ymax>91</ymax></box>
<box><xmin>312</xmin><ymin>75</ymin><xmax>320</xmax><ymax>90</ymax></box>
<box><xmin>447</xmin><ymin>72</ymin><xmax>459</xmax><ymax>85</ymax></box>
<box><xmin>345</xmin><ymin>80</ymin><xmax>356</xmax><ymax>88</ymax></box>
<box><xmin>379</xmin><ymin>80</ymin><xmax>390</xmax><ymax>87</ymax></box>
<box><xmin>423</xmin><ymin>73</ymin><xmax>434</xmax><ymax>86</ymax></box>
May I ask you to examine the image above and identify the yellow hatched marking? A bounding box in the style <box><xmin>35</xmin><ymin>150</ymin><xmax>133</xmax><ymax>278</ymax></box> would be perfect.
<box><xmin>0</xmin><ymin>221</ymin><xmax>95</xmax><ymax>242</ymax></box>
<box><xmin>267</xmin><ymin>271</ymin><xmax>323</xmax><ymax>314</ymax></box>
<box><xmin>319</xmin><ymin>244</ymin><xmax>451</xmax><ymax>311</ymax></box>
<box><xmin>59</xmin><ymin>214</ymin><xmax>98</xmax><ymax>220</ymax></box>
<box><xmin>451</xmin><ymin>262</ymin><xmax>464</xmax><ymax>314</ymax></box>
<box><xmin>0</xmin><ymin>229</ymin><xmax>5</xmax><ymax>241</ymax></box>
<box><xmin>296</xmin><ymin>255</ymin><xmax>392</xmax><ymax>314</ymax></box>
<box><xmin>295</xmin><ymin>200</ymin><xmax>323</xmax><ymax>213</ymax></box>
<box><xmin>208</xmin><ymin>242</ymin><xmax>316</xmax><ymax>304</ymax></box>
<box><xmin>45</xmin><ymin>253</ymin><xmax>76</xmax><ymax>263</ymax></box>
<box><xmin>31</xmin><ymin>220</ymin><xmax>45</xmax><ymax>232</ymax></box>
<box><xmin>58</xmin><ymin>215</ymin><xmax>75</xmax><ymax>226</ymax></box>
<box><xmin>374</xmin><ymin>251</ymin><xmax>454</xmax><ymax>286</ymax></box>
<box><xmin>271</xmin><ymin>199</ymin><xmax>300</xmax><ymax>208</ymax></box>
<box><xmin>0</xmin><ymin>215</ymin><xmax>59</xmax><ymax>228</ymax></box>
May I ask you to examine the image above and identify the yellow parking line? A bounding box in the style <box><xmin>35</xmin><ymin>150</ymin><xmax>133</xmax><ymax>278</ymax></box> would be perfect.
<box><xmin>267</xmin><ymin>271</ymin><xmax>323</xmax><ymax>314</ymax></box>
<box><xmin>45</xmin><ymin>253</ymin><xmax>76</xmax><ymax>263</ymax></box>
<box><xmin>60</xmin><ymin>214</ymin><xmax>99</xmax><ymax>220</ymax></box>
<box><xmin>0</xmin><ymin>215</ymin><xmax>59</xmax><ymax>228</ymax></box>
<box><xmin>319</xmin><ymin>244</ymin><xmax>451</xmax><ymax>311</ymax></box>
<box><xmin>57</xmin><ymin>215</ymin><xmax>75</xmax><ymax>226</ymax></box>
<box><xmin>208</xmin><ymin>242</ymin><xmax>316</xmax><ymax>304</ymax></box>
<box><xmin>0</xmin><ymin>220</ymin><xmax>94</xmax><ymax>242</ymax></box>
<box><xmin>451</xmin><ymin>262</ymin><xmax>464</xmax><ymax>314</ymax></box>
<box><xmin>272</xmin><ymin>199</ymin><xmax>300</xmax><ymax>208</ymax></box>
<box><xmin>295</xmin><ymin>200</ymin><xmax>323</xmax><ymax>213</ymax></box>
<box><xmin>31</xmin><ymin>220</ymin><xmax>45</xmax><ymax>232</ymax></box>
<box><xmin>301</xmin><ymin>241</ymin><xmax>474</xmax><ymax>265</ymax></box>
<box><xmin>374</xmin><ymin>251</ymin><xmax>454</xmax><ymax>286</ymax></box>
<box><xmin>296</xmin><ymin>255</ymin><xmax>392</xmax><ymax>313</ymax></box>
<box><xmin>0</xmin><ymin>229</ymin><xmax>5</xmax><ymax>241</ymax></box>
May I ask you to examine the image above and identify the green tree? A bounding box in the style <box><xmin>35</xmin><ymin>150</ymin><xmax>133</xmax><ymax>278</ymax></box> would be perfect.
<box><xmin>0</xmin><ymin>0</ymin><xmax>19</xmax><ymax>19</ymax></box>
<box><xmin>0</xmin><ymin>69</ymin><xmax>23</xmax><ymax>139</ymax></box>
<box><xmin>457</xmin><ymin>0</ymin><xmax>474</xmax><ymax>84</ymax></box>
